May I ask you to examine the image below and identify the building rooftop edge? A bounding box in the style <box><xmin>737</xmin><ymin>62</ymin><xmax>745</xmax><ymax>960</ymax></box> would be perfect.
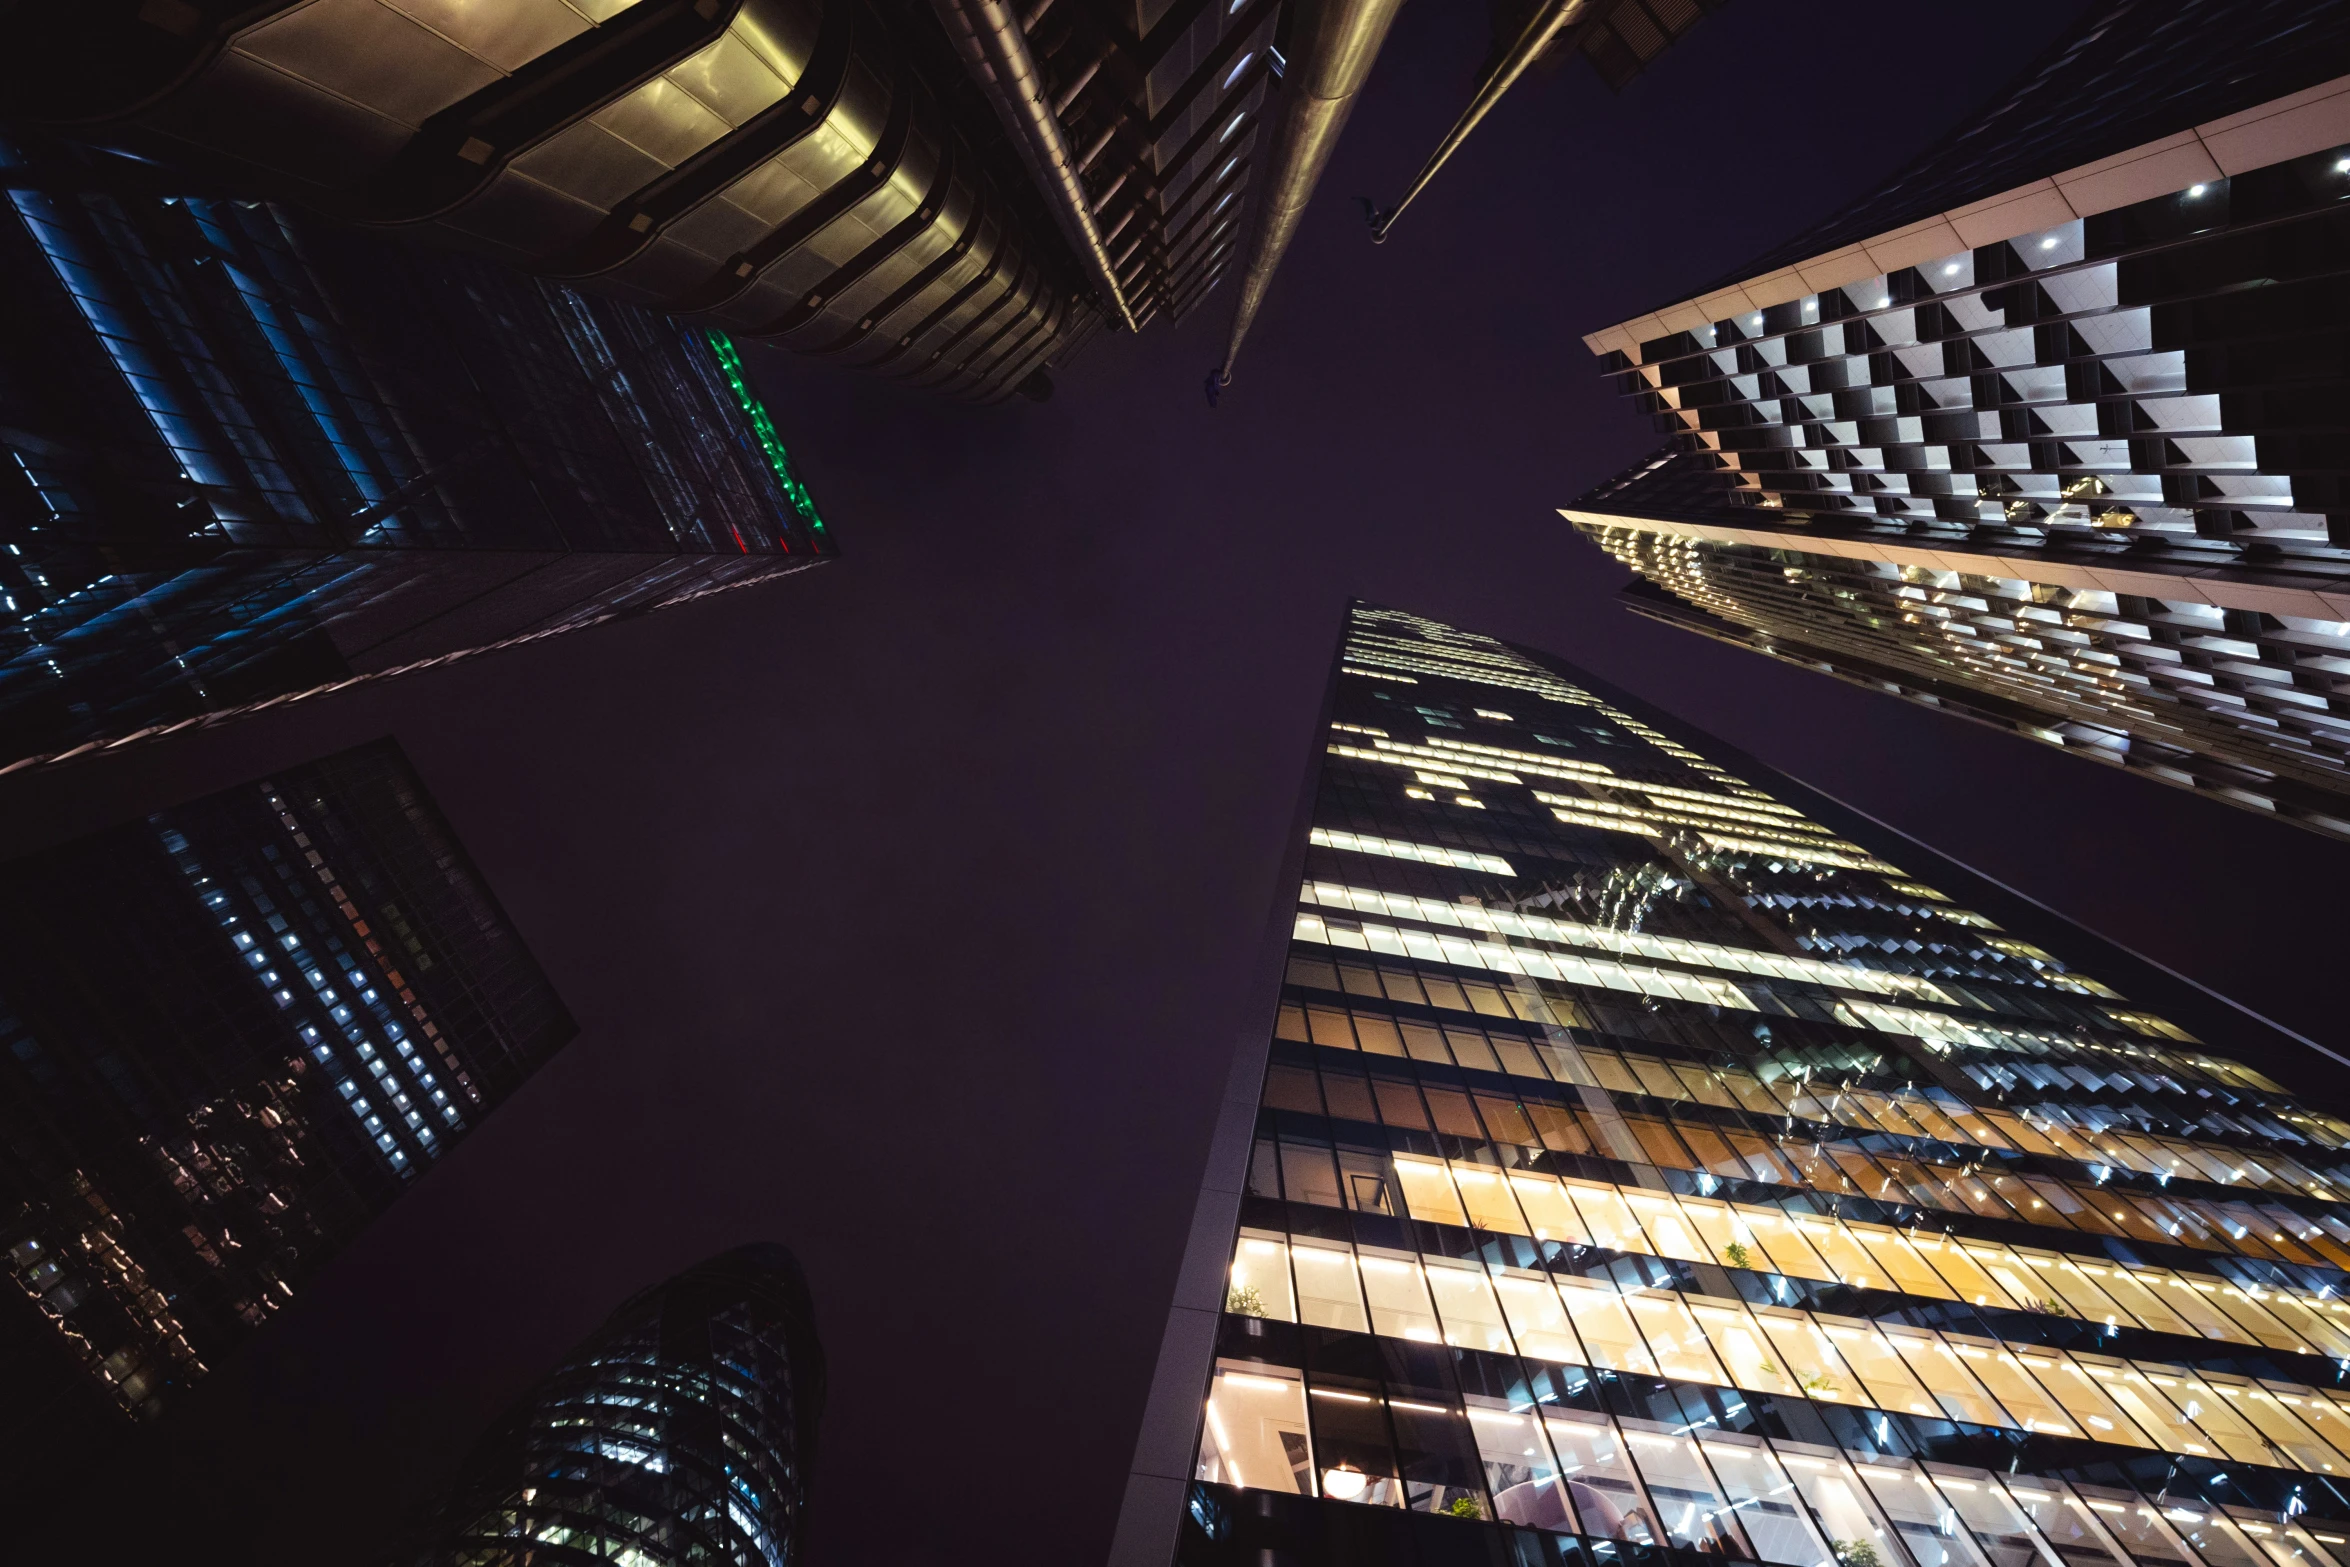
<box><xmin>1577</xmin><ymin>69</ymin><xmax>2350</xmax><ymax>361</ymax></box>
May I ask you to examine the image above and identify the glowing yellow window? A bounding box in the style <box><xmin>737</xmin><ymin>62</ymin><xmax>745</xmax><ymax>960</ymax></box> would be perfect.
<box><xmin>2211</xmin><ymin>1373</ymin><xmax>2346</xmax><ymax>1471</ymax></box>
<box><xmin>2159</xmin><ymin>1371</ymin><xmax>2282</xmax><ymax>1465</ymax></box>
<box><xmin>1291</xmin><ymin>1242</ymin><xmax>1369</xmax><ymax>1333</ymax></box>
<box><xmin>1843</xmin><ymin>1221</ymin><xmax>1958</xmax><ymax>1300</ymax></box>
<box><xmin>2101</xmin><ymin>1364</ymin><xmax>2214</xmax><ymax>1457</ymax></box>
<box><xmin>1915</xmin><ymin>1238</ymin><xmax>2024</xmax><ymax>1309</ymax></box>
<box><xmin>1228</xmin><ymin>1233</ymin><xmax>1298</xmax><ymax>1322</ymax></box>
<box><xmin>1752</xmin><ymin>1308</ymin><xmax>1870</xmax><ymax>1406</ymax></box>
<box><xmin>2029</xmin><ymin>1355</ymin><xmax>2154</xmax><ymax>1449</ymax></box>
<box><xmin>1490</xmin><ymin>1268</ymin><xmax>1581</xmax><ymax>1364</ymax></box>
<box><xmin>1447</xmin><ymin>1163</ymin><xmax>1530</xmax><ymax>1235</ymax></box>
<box><xmin>1554</xmin><ymin>1277</ymin><xmax>1659</xmax><ymax>1376</ymax></box>
<box><xmin>2206</xmin><ymin>1285</ymin><xmax>2308</xmax><ymax>1354</ymax></box>
<box><xmin>1389</xmin><ymin>1156</ymin><xmax>1469</xmax><ymax>1227</ymax></box>
<box><xmin>2158</xmin><ymin>1275</ymin><xmax>2253</xmax><ymax>1341</ymax></box>
<box><xmin>1944</xmin><ymin>1336</ymin><xmax>2069</xmax><ymax>1436</ymax></box>
<box><xmin>2255</xmin><ymin>1292</ymin><xmax>2350</xmax><ymax>1360</ymax></box>
<box><xmin>1424</xmin><ymin>1259</ymin><xmax>1515</xmax><ymax>1354</ymax></box>
<box><xmin>1735</xmin><ymin>1206</ymin><xmax>1836</xmax><ymax>1283</ymax></box>
<box><xmin>1505</xmin><ymin>1172</ymin><xmax>1590</xmax><ymax>1246</ymax></box>
<box><xmin>1358</xmin><ymin>1251</ymin><xmax>1442</xmax><ymax>1343</ymax></box>
<box><xmin>1690</xmin><ymin>1299</ymin><xmax>1801</xmax><ymax>1397</ymax></box>
<box><xmin>1880</xmin><ymin>1325</ymin><xmax>2007</xmax><ymax>1426</ymax></box>
<box><xmin>1821</xmin><ymin>1321</ymin><xmax>1936</xmax><ymax>1416</ymax></box>
<box><xmin>1621</xmin><ymin>1190</ymin><xmax>1706</xmax><ymax>1265</ymax></box>
<box><xmin>1795</xmin><ymin>1217</ymin><xmax>1878</xmax><ymax>1289</ymax></box>
<box><xmin>1562</xmin><ymin>1181</ymin><xmax>1652</xmax><ymax>1256</ymax></box>
<box><xmin>1625</xmin><ymin>1290</ymin><xmax>1728</xmax><ymax>1385</ymax></box>
<box><xmin>2082</xmin><ymin>1265</ymin><xmax>2198</xmax><ymax>1337</ymax></box>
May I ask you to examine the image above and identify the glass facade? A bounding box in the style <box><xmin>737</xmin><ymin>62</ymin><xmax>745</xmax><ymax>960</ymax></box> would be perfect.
<box><xmin>1564</xmin><ymin>0</ymin><xmax>2350</xmax><ymax>839</ymax></box>
<box><xmin>0</xmin><ymin>740</ymin><xmax>573</xmax><ymax>1497</ymax></box>
<box><xmin>1138</xmin><ymin>605</ymin><xmax>2350</xmax><ymax>1567</ymax></box>
<box><xmin>0</xmin><ymin>132</ymin><xmax>830</xmax><ymax>773</ymax></box>
<box><xmin>415</xmin><ymin>1244</ymin><xmax>823</xmax><ymax>1567</ymax></box>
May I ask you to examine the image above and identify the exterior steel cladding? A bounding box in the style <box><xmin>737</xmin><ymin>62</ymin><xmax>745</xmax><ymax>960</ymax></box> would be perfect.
<box><xmin>0</xmin><ymin>133</ymin><xmax>828</xmax><ymax>773</ymax></box>
<box><xmin>0</xmin><ymin>740</ymin><xmax>573</xmax><ymax>1501</ymax></box>
<box><xmin>1118</xmin><ymin>605</ymin><xmax>2350</xmax><ymax>1567</ymax></box>
<box><xmin>1579</xmin><ymin>453</ymin><xmax>2350</xmax><ymax>840</ymax></box>
<box><xmin>416</xmin><ymin>1244</ymin><xmax>824</xmax><ymax>1567</ymax></box>
<box><xmin>1565</xmin><ymin>0</ymin><xmax>2350</xmax><ymax>839</ymax></box>
<box><xmin>0</xmin><ymin>0</ymin><xmax>1278</xmax><ymax>400</ymax></box>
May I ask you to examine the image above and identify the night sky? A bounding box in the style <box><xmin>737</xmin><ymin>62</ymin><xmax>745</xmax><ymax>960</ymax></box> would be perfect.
<box><xmin>18</xmin><ymin>1</ymin><xmax>2350</xmax><ymax>1561</ymax></box>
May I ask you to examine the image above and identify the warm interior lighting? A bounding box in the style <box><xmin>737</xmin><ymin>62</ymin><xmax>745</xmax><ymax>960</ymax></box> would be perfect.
<box><xmin>1322</xmin><ymin>1462</ymin><xmax>1369</xmax><ymax>1499</ymax></box>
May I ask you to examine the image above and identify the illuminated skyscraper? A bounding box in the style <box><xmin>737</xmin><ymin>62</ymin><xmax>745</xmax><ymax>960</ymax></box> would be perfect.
<box><xmin>416</xmin><ymin>1244</ymin><xmax>824</xmax><ymax>1567</ymax></box>
<box><xmin>1115</xmin><ymin>605</ymin><xmax>2350</xmax><ymax>1567</ymax></box>
<box><xmin>0</xmin><ymin>740</ymin><xmax>572</xmax><ymax>1498</ymax></box>
<box><xmin>0</xmin><ymin>131</ymin><xmax>829</xmax><ymax>773</ymax></box>
<box><xmin>1566</xmin><ymin>0</ymin><xmax>2350</xmax><ymax>838</ymax></box>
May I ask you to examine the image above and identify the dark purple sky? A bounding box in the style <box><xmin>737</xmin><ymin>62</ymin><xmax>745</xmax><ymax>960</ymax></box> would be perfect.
<box><xmin>25</xmin><ymin>1</ymin><xmax>2350</xmax><ymax>1561</ymax></box>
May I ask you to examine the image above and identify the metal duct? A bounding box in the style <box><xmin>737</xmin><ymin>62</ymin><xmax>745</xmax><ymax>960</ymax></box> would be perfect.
<box><xmin>1367</xmin><ymin>0</ymin><xmax>1591</xmax><ymax>242</ymax></box>
<box><xmin>930</xmin><ymin>0</ymin><xmax>1140</xmax><ymax>331</ymax></box>
<box><xmin>1214</xmin><ymin>0</ymin><xmax>1408</xmax><ymax>385</ymax></box>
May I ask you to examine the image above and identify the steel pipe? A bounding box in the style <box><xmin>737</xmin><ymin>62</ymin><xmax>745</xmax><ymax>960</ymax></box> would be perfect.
<box><xmin>1367</xmin><ymin>0</ymin><xmax>1590</xmax><ymax>243</ymax></box>
<box><xmin>931</xmin><ymin>0</ymin><xmax>1140</xmax><ymax>330</ymax></box>
<box><xmin>1213</xmin><ymin>0</ymin><xmax>1408</xmax><ymax>385</ymax></box>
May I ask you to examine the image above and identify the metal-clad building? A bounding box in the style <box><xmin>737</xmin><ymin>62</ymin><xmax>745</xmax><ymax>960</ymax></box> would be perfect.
<box><xmin>1565</xmin><ymin>0</ymin><xmax>2350</xmax><ymax>837</ymax></box>
<box><xmin>2</xmin><ymin>0</ymin><xmax>1292</xmax><ymax>398</ymax></box>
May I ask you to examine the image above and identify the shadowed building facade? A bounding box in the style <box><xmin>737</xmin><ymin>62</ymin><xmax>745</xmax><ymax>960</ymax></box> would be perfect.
<box><xmin>1565</xmin><ymin>0</ymin><xmax>2350</xmax><ymax>838</ymax></box>
<box><xmin>1</xmin><ymin>0</ymin><xmax>1301</xmax><ymax>397</ymax></box>
<box><xmin>416</xmin><ymin>1244</ymin><xmax>825</xmax><ymax>1567</ymax></box>
<box><xmin>0</xmin><ymin>739</ymin><xmax>573</xmax><ymax>1504</ymax></box>
<box><xmin>1115</xmin><ymin>605</ymin><xmax>2350</xmax><ymax>1567</ymax></box>
<box><xmin>0</xmin><ymin>132</ymin><xmax>829</xmax><ymax>773</ymax></box>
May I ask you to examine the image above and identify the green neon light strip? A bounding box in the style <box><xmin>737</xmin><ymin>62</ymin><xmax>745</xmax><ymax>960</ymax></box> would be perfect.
<box><xmin>704</xmin><ymin>329</ymin><xmax>827</xmax><ymax>538</ymax></box>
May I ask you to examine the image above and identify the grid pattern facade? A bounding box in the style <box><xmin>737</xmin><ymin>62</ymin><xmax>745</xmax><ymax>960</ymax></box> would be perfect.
<box><xmin>1172</xmin><ymin>606</ymin><xmax>2350</xmax><ymax>1567</ymax></box>
<box><xmin>0</xmin><ymin>740</ymin><xmax>573</xmax><ymax>1497</ymax></box>
<box><xmin>0</xmin><ymin>132</ymin><xmax>828</xmax><ymax>772</ymax></box>
<box><xmin>419</xmin><ymin>1244</ymin><xmax>823</xmax><ymax>1567</ymax></box>
<box><xmin>1595</xmin><ymin>130</ymin><xmax>2350</xmax><ymax>555</ymax></box>
<box><xmin>1576</xmin><ymin>453</ymin><xmax>2350</xmax><ymax>840</ymax></box>
<box><xmin>1568</xmin><ymin>0</ymin><xmax>2350</xmax><ymax>846</ymax></box>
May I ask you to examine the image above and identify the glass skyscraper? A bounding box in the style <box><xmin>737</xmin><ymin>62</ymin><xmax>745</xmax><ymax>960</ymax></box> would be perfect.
<box><xmin>0</xmin><ymin>131</ymin><xmax>829</xmax><ymax>774</ymax></box>
<box><xmin>1564</xmin><ymin>0</ymin><xmax>2350</xmax><ymax>839</ymax></box>
<box><xmin>415</xmin><ymin>1244</ymin><xmax>824</xmax><ymax>1567</ymax></box>
<box><xmin>0</xmin><ymin>740</ymin><xmax>573</xmax><ymax>1500</ymax></box>
<box><xmin>1114</xmin><ymin>605</ymin><xmax>2350</xmax><ymax>1567</ymax></box>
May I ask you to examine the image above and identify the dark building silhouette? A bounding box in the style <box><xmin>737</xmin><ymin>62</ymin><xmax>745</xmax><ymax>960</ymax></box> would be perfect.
<box><xmin>2</xmin><ymin>0</ymin><xmax>1297</xmax><ymax>396</ymax></box>
<box><xmin>0</xmin><ymin>739</ymin><xmax>572</xmax><ymax>1499</ymax></box>
<box><xmin>418</xmin><ymin>1244</ymin><xmax>824</xmax><ymax>1567</ymax></box>
<box><xmin>1116</xmin><ymin>604</ymin><xmax>2350</xmax><ymax>1567</ymax></box>
<box><xmin>1567</xmin><ymin>0</ymin><xmax>2350</xmax><ymax>837</ymax></box>
<box><xmin>0</xmin><ymin>131</ymin><xmax>830</xmax><ymax>773</ymax></box>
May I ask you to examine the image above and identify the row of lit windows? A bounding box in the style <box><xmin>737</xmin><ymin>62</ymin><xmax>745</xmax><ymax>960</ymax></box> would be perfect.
<box><xmin>1262</xmin><ymin>1027</ymin><xmax>2350</xmax><ymax>1273</ymax></box>
<box><xmin>1253</xmin><ymin>1132</ymin><xmax>2350</xmax><ymax>1358</ymax></box>
<box><xmin>1304</xmin><ymin>878</ymin><xmax>1977</xmax><ymax>1006</ymax></box>
<box><xmin>1271</xmin><ymin>999</ymin><xmax>2342</xmax><ymax>1215</ymax></box>
<box><xmin>1290</xmin><ymin>909</ymin><xmax>2203</xmax><ymax>1075</ymax></box>
<box><xmin>1308</xmin><ymin>828</ymin><xmax>1515</xmax><ymax>875</ymax></box>
<box><xmin>1198</xmin><ymin>1342</ymin><xmax>2345</xmax><ymax>1567</ymax></box>
<box><xmin>1284</xmin><ymin>946</ymin><xmax>2311</xmax><ymax>1141</ymax></box>
<box><xmin>1225</xmin><ymin>1225</ymin><xmax>2350</xmax><ymax>1475</ymax></box>
<box><xmin>1292</xmin><ymin>885</ymin><xmax>2277</xmax><ymax>1111</ymax></box>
